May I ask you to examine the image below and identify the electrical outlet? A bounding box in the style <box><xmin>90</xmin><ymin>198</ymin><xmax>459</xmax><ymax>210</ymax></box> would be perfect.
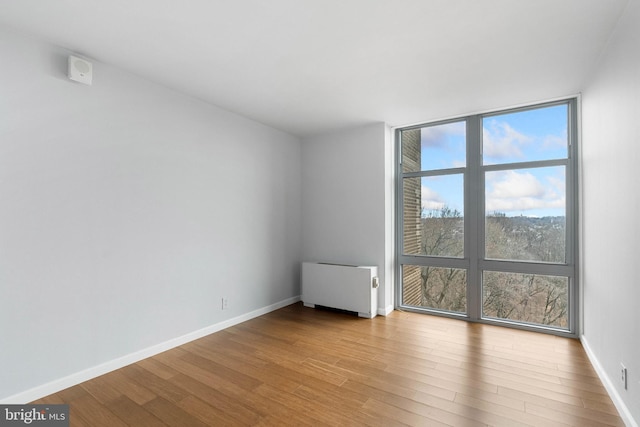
<box><xmin>222</xmin><ymin>297</ymin><xmax>229</xmax><ymax>310</ymax></box>
<box><xmin>621</xmin><ymin>363</ymin><xmax>628</xmax><ymax>390</ymax></box>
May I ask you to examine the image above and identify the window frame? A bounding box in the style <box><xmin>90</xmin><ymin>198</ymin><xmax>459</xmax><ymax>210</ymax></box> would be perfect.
<box><xmin>395</xmin><ymin>98</ymin><xmax>579</xmax><ymax>337</ymax></box>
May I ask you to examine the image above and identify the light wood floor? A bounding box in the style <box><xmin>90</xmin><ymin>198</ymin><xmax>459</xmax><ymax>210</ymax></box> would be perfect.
<box><xmin>33</xmin><ymin>302</ymin><xmax>624</xmax><ymax>426</ymax></box>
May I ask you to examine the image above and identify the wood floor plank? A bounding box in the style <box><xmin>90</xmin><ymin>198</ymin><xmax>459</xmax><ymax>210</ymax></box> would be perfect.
<box><xmin>293</xmin><ymin>383</ymin><xmax>367</xmax><ymax>414</ymax></box>
<box><xmin>451</xmin><ymin>392</ymin><xmax>569</xmax><ymax>427</ymax></box>
<box><xmin>185</xmin><ymin>341</ymin><xmax>301</xmax><ymax>393</ymax></box>
<box><xmin>254</xmin><ymin>382</ymin><xmax>356</xmax><ymax>426</ymax></box>
<box><xmin>278</xmin><ymin>357</ymin><xmax>349</xmax><ymax>386</ymax></box>
<box><xmin>228</xmin><ymin>388</ymin><xmax>320</xmax><ymax>426</ymax></box>
<box><xmin>69</xmin><ymin>394</ymin><xmax>128</xmax><ymax>427</ymax></box>
<box><xmin>104</xmin><ymin>395</ymin><xmax>168</xmax><ymax>427</ymax></box>
<box><xmin>294</xmin><ymin>336</ymin><xmax>380</xmax><ymax>366</ymax></box>
<box><xmin>98</xmin><ymin>368</ymin><xmax>157</xmax><ymax>405</ymax></box>
<box><xmin>385</xmin><ymin>364</ymin><xmax>500</xmax><ymax>395</ymax></box>
<box><xmin>178</xmin><ymin>351</ymin><xmax>262</xmax><ymax>392</ymax></box>
<box><xmin>55</xmin><ymin>383</ymin><xmax>89</xmax><ymax>403</ymax></box>
<box><xmin>78</xmin><ymin>375</ymin><xmax>122</xmax><ymax>404</ymax></box>
<box><xmin>458</xmin><ymin>357</ymin><xmax>604</xmax><ymax>385</ymax></box>
<box><xmin>582</xmin><ymin>397</ymin><xmax>623</xmax><ymax>416</ymax></box>
<box><xmin>120</xmin><ymin>363</ymin><xmax>188</xmax><ymax>404</ymax></box>
<box><xmin>30</xmin><ymin>303</ymin><xmax>623</xmax><ymax>426</ymax></box>
<box><xmin>188</xmin><ymin>336</ymin><xmax>270</xmax><ymax>370</ymax></box>
<box><xmin>135</xmin><ymin>357</ymin><xmax>180</xmax><ymax>380</ymax></box>
<box><xmin>497</xmin><ymin>385</ymin><xmax>585</xmax><ymax>409</ymax></box>
<box><xmin>142</xmin><ymin>396</ymin><xmax>209</xmax><ymax>427</ymax></box>
<box><xmin>152</xmin><ymin>349</ymin><xmax>250</xmax><ymax>398</ymax></box>
<box><xmin>310</xmin><ymin>358</ymin><xmax>425</xmax><ymax>399</ymax></box>
<box><xmin>362</xmin><ymin>397</ymin><xmax>478</xmax><ymax>427</ymax></box>
<box><xmin>168</xmin><ymin>373</ymin><xmax>264</xmax><ymax>425</ymax></box>
<box><xmin>525</xmin><ymin>402</ymin><xmax>626</xmax><ymax>427</ymax></box>
<box><xmin>176</xmin><ymin>395</ymin><xmax>247</xmax><ymax>426</ymax></box>
<box><xmin>455</xmin><ymin>389</ymin><xmax>525</xmax><ymax>411</ymax></box>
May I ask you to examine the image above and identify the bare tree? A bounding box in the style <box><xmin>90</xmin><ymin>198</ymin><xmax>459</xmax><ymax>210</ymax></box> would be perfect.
<box><xmin>483</xmin><ymin>271</ymin><xmax>568</xmax><ymax>327</ymax></box>
<box><xmin>418</xmin><ymin>207</ymin><xmax>466</xmax><ymax>312</ymax></box>
<box><xmin>409</xmin><ymin>208</ymin><xmax>567</xmax><ymax>326</ymax></box>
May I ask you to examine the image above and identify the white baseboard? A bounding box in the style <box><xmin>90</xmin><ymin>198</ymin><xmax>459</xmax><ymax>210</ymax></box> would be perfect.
<box><xmin>0</xmin><ymin>296</ymin><xmax>301</xmax><ymax>404</ymax></box>
<box><xmin>581</xmin><ymin>335</ymin><xmax>638</xmax><ymax>427</ymax></box>
<box><xmin>378</xmin><ymin>304</ymin><xmax>394</xmax><ymax>316</ymax></box>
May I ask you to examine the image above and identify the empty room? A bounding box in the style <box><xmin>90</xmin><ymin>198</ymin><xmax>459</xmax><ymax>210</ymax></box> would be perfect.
<box><xmin>0</xmin><ymin>1</ymin><xmax>638</xmax><ymax>426</ymax></box>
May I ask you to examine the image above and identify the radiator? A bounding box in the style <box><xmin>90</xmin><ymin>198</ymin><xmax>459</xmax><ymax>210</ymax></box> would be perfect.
<box><xmin>301</xmin><ymin>262</ymin><xmax>378</xmax><ymax>318</ymax></box>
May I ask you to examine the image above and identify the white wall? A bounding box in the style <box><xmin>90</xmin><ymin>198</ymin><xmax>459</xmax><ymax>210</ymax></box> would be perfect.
<box><xmin>0</xmin><ymin>26</ymin><xmax>302</xmax><ymax>401</ymax></box>
<box><xmin>301</xmin><ymin>123</ymin><xmax>393</xmax><ymax>314</ymax></box>
<box><xmin>581</xmin><ymin>0</ymin><xmax>640</xmax><ymax>424</ymax></box>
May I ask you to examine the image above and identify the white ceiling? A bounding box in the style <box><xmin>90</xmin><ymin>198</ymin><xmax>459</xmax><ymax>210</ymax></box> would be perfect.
<box><xmin>0</xmin><ymin>0</ymin><xmax>629</xmax><ymax>137</ymax></box>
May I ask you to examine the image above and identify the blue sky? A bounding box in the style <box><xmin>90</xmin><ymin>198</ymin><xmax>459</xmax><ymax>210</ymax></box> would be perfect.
<box><xmin>417</xmin><ymin>104</ymin><xmax>567</xmax><ymax>218</ymax></box>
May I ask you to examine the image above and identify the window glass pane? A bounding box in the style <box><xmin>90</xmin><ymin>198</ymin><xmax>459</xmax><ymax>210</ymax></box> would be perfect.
<box><xmin>483</xmin><ymin>104</ymin><xmax>568</xmax><ymax>165</ymax></box>
<box><xmin>398</xmin><ymin>99</ymin><xmax>576</xmax><ymax>335</ymax></box>
<box><xmin>402</xmin><ymin>121</ymin><xmax>466</xmax><ymax>172</ymax></box>
<box><xmin>403</xmin><ymin>175</ymin><xmax>464</xmax><ymax>257</ymax></box>
<box><xmin>403</xmin><ymin>265</ymin><xmax>467</xmax><ymax>314</ymax></box>
<box><xmin>485</xmin><ymin>166</ymin><xmax>565</xmax><ymax>263</ymax></box>
<box><xmin>483</xmin><ymin>271</ymin><xmax>569</xmax><ymax>329</ymax></box>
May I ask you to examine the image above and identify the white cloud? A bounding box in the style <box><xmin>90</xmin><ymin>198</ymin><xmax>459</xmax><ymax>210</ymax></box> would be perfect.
<box><xmin>486</xmin><ymin>170</ymin><xmax>565</xmax><ymax>214</ymax></box>
<box><xmin>547</xmin><ymin>175</ymin><xmax>565</xmax><ymax>194</ymax></box>
<box><xmin>484</xmin><ymin>119</ymin><xmax>567</xmax><ymax>162</ymax></box>
<box><xmin>421</xmin><ymin>121</ymin><xmax>465</xmax><ymax>148</ymax></box>
<box><xmin>489</xmin><ymin>170</ymin><xmax>545</xmax><ymax>198</ymax></box>
<box><xmin>483</xmin><ymin>119</ymin><xmax>531</xmax><ymax>160</ymax></box>
<box><xmin>421</xmin><ymin>185</ymin><xmax>445</xmax><ymax>211</ymax></box>
<box><xmin>542</xmin><ymin>133</ymin><xmax>566</xmax><ymax>150</ymax></box>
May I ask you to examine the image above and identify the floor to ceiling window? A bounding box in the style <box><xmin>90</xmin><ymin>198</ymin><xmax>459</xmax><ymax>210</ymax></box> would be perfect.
<box><xmin>396</xmin><ymin>99</ymin><xmax>578</xmax><ymax>335</ymax></box>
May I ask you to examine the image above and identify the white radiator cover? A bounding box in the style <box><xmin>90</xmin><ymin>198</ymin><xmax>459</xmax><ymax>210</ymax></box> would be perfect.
<box><xmin>301</xmin><ymin>262</ymin><xmax>378</xmax><ymax>318</ymax></box>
